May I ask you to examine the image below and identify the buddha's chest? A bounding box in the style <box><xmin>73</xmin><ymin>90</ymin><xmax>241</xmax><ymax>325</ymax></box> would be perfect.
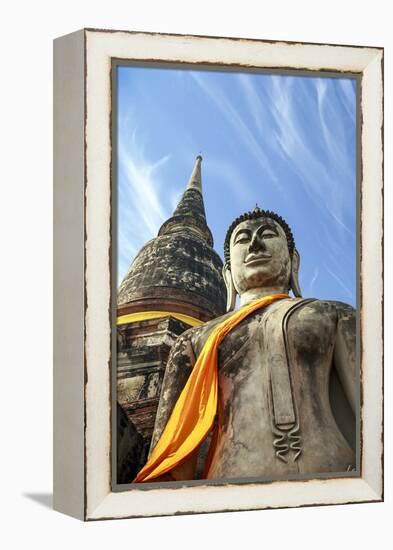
<box><xmin>215</xmin><ymin>301</ymin><xmax>338</xmax><ymax>447</ymax></box>
<box><xmin>205</xmin><ymin>300</ymin><xmax>355</xmax><ymax>478</ymax></box>
<box><xmin>217</xmin><ymin>301</ymin><xmax>337</xmax><ymax>383</ymax></box>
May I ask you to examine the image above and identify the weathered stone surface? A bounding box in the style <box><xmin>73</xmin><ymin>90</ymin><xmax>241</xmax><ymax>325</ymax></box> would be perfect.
<box><xmin>117</xmin><ymin>232</ymin><xmax>226</xmax><ymax>318</ymax></box>
<box><xmin>150</xmin><ymin>211</ymin><xmax>357</xmax><ymax>481</ymax></box>
<box><xmin>117</xmin><ymin>403</ymin><xmax>148</xmax><ymax>483</ymax></box>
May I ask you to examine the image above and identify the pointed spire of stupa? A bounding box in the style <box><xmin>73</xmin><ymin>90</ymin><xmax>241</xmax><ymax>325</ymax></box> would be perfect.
<box><xmin>184</xmin><ymin>154</ymin><xmax>203</xmax><ymax>192</ymax></box>
<box><xmin>158</xmin><ymin>155</ymin><xmax>213</xmax><ymax>246</ymax></box>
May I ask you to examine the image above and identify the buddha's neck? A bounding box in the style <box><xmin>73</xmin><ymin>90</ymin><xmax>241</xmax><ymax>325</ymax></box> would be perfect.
<box><xmin>239</xmin><ymin>286</ymin><xmax>289</xmax><ymax>307</ymax></box>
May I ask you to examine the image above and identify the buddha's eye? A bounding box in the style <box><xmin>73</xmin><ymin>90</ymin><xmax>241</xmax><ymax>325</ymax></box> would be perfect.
<box><xmin>235</xmin><ymin>236</ymin><xmax>250</xmax><ymax>244</ymax></box>
<box><xmin>262</xmin><ymin>230</ymin><xmax>276</xmax><ymax>239</ymax></box>
<box><xmin>234</xmin><ymin>232</ymin><xmax>250</xmax><ymax>244</ymax></box>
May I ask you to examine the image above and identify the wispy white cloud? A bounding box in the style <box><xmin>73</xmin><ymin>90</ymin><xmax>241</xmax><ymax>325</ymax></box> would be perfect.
<box><xmin>324</xmin><ymin>265</ymin><xmax>354</xmax><ymax>301</ymax></box>
<box><xmin>236</xmin><ymin>73</ymin><xmax>353</xmax><ymax>242</ymax></box>
<box><xmin>316</xmin><ymin>79</ymin><xmax>340</xmax><ymax>160</ymax></box>
<box><xmin>316</xmin><ymin>78</ymin><xmax>354</xmax><ymax>182</ymax></box>
<box><xmin>308</xmin><ymin>266</ymin><xmax>319</xmax><ymax>295</ymax></box>
<box><xmin>190</xmin><ymin>72</ymin><xmax>282</xmax><ymax>189</ymax></box>
<box><xmin>316</xmin><ymin>221</ymin><xmax>355</xmax><ymax>272</ymax></box>
<box><xmin>120</xmin><ymin>144</ymin><xmax>169</xmax><ymax>234</ymax></box>
<box><xmin>266</xmin><ymin>75</ymin><xmax>355</xmax><ymax>241</ymax></box>
<box><xmin>237</xmin><ymin>73</ymin><xmax>267</xmax><ymax>137</ymax></box>
<box><xmin>338</xmin><ymin>79</ymin><xmax>356</xmax><ymax>123</ymax></box>
<box><xmin>117</xmin><ymin>125</ymin><xmax>172</xmax><ymax>283</ymax></box>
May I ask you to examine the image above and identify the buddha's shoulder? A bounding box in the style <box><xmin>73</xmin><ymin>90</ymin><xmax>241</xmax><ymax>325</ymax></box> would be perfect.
<box><xmin>293</xmin><ymin>298</ymin><xmax>356</xmax><ymax>319</ymax></box>
<box><xmin>175</xmin><ymin>299</ymin><xmax>355</xmax><ymax>349</ymax></box>
<box><xmin>173</xmin><ymin>311</ymin><xmax>234</xmax><ymax>349</ymax></box>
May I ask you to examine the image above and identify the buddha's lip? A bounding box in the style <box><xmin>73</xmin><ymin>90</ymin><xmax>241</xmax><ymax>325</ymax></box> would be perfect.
<box><xmin>244</xmin><ymin>254</ymin><xmax>272</xmax><ymax>265</ymax></box>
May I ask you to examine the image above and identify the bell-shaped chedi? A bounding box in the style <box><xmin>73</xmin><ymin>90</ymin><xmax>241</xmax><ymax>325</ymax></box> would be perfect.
<box><xmin>117</xmin><ymin>155</ymin><xmax>226</xmax><ymax>322</ymax></box>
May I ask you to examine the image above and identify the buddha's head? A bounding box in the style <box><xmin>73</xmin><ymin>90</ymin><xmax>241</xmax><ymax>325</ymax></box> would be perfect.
<box><xmin>223</xmin><ymin>206</ymin><xmax>301</xmax><ymax>311</ymax></box>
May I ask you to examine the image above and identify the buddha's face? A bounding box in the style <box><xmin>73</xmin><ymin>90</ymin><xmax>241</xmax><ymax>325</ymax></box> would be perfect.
<box><xmin>229</xmin><ymin>217</ymin><xmax>291</xmax><ymax>295</ymax></box>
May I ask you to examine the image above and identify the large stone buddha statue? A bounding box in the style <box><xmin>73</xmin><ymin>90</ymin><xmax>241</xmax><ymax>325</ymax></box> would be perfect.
<box><xmin>134</xmin><ymin>206</ymin><xmax>356</xmax><ymax>483</ymax></box>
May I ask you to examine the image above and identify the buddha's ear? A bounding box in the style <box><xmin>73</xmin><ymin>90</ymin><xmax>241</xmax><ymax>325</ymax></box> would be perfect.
<box><xmin>290</xmin><ymin>249</ymin><xmax>302</xmax><ymax>297</ymax></box>
<box><xmin>223</xmin><ymin>263</ymin><xmax>237</xmax><ymax>312</ymax></box>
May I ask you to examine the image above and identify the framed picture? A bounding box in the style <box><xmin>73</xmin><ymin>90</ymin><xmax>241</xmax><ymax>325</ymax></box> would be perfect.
<box><xmin>53</xmin><ymin>28</ymin><xmax>383</xmax><ymax>520</ymax></box>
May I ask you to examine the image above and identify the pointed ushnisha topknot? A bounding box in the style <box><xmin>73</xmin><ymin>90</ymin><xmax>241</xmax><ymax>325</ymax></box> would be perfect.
<box><xmin>224</xmin><ymin>207</ymin><xmax>295</xmax><ymax>266</ymax></box>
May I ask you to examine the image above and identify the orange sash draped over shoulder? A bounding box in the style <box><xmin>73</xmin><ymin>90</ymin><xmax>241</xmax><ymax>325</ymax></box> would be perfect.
<box><xmin>133</xmin><ymin>293</ymin><xmax>288</xmax><ymax>483</ymax></box>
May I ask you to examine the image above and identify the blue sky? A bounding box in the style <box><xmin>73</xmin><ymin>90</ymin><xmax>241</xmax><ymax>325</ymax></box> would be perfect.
<box><xmin>116</xmin><ymin>65</ymin><xmax>357</xmax><ymax>307</ymax></box>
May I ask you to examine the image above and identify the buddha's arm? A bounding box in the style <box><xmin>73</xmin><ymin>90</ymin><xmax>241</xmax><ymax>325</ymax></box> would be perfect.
<box><xmin>148</xmin><ymin>329</ymin><xmax>199</xmax><ymax>480</ymax></box>
<box><xmin>333</xmin><ymin>303</ymin><xmax>357</xmax><ymax>414</ymax></box>
<box><xmin>150</xmin><ymin>331</ymin><xmax>197</xmax><ymax>452</ymax></box>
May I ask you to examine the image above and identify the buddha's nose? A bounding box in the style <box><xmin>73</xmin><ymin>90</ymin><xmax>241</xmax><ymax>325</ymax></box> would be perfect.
<box><xmin>248</xmin><ymin>233</ymin><xmax>265</xmax><ymax>253</ymax></box>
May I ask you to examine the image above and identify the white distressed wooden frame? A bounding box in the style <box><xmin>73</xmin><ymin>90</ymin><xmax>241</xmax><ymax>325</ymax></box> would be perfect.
<box><xmin>53</xmin><ymin>29</ymin><xmax>383</xmax><ymax>521</ymax></box>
